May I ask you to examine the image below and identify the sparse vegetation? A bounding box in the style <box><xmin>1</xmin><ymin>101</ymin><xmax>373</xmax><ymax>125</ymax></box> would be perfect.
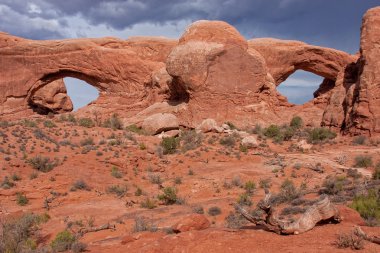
<box><xmin>208</xmin><ymin>206</ymin><xmax>222</xmax><ymax>216</ymax></box>
<box><xmin>27</xmin><ymin>155</ymin><xmax>58</xmax><ymax>172</ymax></box>
<box><xmin>16</xmin><ymin>193</ymin><xmax>29</xmax><ymax>206</ymax></box>
<box><xmin>354</xmin><ymin>155</ymin><xmax>373</xmax><ymax>168</ymax></box>
<box><xmin>290</xmin><ymin>116</ymin><xmax>303</xmax><ymax>129</ymax></box>
<box><xmin>308</xmin><ymin>127</ymin><xmax>336</xmax><ymax>143</ymax></box>
<box><xmin>103</xmin><ymin>113</ymin><xmax>123</xmax><ymax>130</ymax></box>
<box><xmin>51</xmin><ymin>230</ymin><xmax>76</xmax><ymax>252</ymax></box>
<box><xmin>106</xmin><ymin>185</ymin><xmax>128</xmax><ymax>197</ymax></box>
<box><xmin>158</xmin><ymin>187</ymin><xmax>179</xmax><ymax>205</ymax></box>
<box><xmin>350</xmin><ymin>190</ymin><xmax>380</xmax><ymax>226</ymax></box>
<box><xmin>160</xmin><ymin>137</ymin><xmax>179</xmax><ymax>154</ymax></box>
<box><xmin>111</xmin><ymin>166</ymin><xmax>123</xmax><ymax>178</ymax></box>
<box><xmin>335</xmin><ymin>232</ymin><xmax>364</xmax><ymax>250</ymax></box>
<box><xmin>78</xmin><ymin>118</ymin><xmax>95</xmax><ymax>128</ymax></box>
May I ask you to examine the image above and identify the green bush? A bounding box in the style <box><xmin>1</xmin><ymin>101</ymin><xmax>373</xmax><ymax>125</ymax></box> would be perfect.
<box><xmin>180</xmin><ymin>130</ymin><xmax>203</xmax><ymax>152</ymax></box>
<box><xmin>354</xmin><ymin>155</ymin><xmax>373</xmax><ymax>168</ymax></box>
<box><xmin>158</xmin><ymin>187</ymin><xmax>178</xmax><ymax>205</ymax></box>
<box><xmin>106</xmin><ymin>185</ymin><xmax>127</xmax><ymax>197</ymax></box>
<box><xmin>237</xmin><ymin>193</ymin><xmax>252</xmax><ymax>206</ymax></box>
<box><xmin>140</xmin><ymin>198</ymin><xmax>157</xmax><ymax>209</ymax></box>
<box><xmin>290</xmin><ymin>116</ymin><xmax>303</xmax><ymax>129</ymax></box>
<box><xmin>244</xmin><ymin>181</ymin><xmax>256</xmax><ymax>195</ymax></box>
<box><xmin>219</xmin><ymin>135</ymin><xmax>236</xmax><ymax>147</ymax></box>
<box><xmin>111</xmin><ymin>166</ymin><xmax>123</xmax><ymax>178</ymax></box>
<box><xmin>283</xmin><ymin>126</ymin><xmax>296</xmax><ymax>141</ymax></box>
<box><xmin>16</xmin><ymin>193</ymin><xmax>29</xmax><ymax>206</ymax></box>
<box><xmin>71</xmin><ymin>180</ymin><xmax>90</xmax><ymax>191</ymax></box>
<box><xmin>350</xmin><ymin>190</ymin><xmax>380</xmax><ymax>226</ymax></box>
<box><xmin>51</xmin><ymin>230</ymin><xmax>76</xmax><ymax>252</ymax></box>
<box><xmin>43</xmin><ymin>120</ymin><xmax>56</xmax><ymax>128</ymax></box>
<box><xmin>264</xmin><ymin>125</ymin><xmax>281</xmax><ymax>138</ymax></box>
<box><xmin>208</xmin><ymin>206</ymin><xmax>222</xmax><ymax>216</ymax></box>
<box><xmin>160</xmin><ymin>137</ymin><xmax>179</xmax><ymax>154</ymax></box>
<box><xmin>78</xmin><ymin>118</ymin><xmax>94</xmax><ymax>128</ymax></box>
<box><xmin>126</xmin><ymin>124</ymin><xmax>145</xmax><ymax>135</ymax></box>
<box><xmin>27</xmin><ymin>155</ymin><xmax>57</xmax><ymax>172</ymax></box>
<box><xmin>308</xmin><ymin>127</ymin><xmax>336</xmax><ymax>143</ymax></box>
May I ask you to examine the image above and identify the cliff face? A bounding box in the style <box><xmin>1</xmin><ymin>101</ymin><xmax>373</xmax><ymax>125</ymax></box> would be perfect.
<box><xmin>1</xmin><ymin>7</ymin><xmax>380</xmax><ymax>135</ymax></box>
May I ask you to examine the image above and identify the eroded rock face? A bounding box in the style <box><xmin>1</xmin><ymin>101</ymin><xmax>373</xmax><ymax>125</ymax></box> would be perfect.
<box><xmin>30</xmin><ymin>79</ymin><xmax>73</xmax><ymax>114</ymax></box>
<box><xmin>1</xmin><ymin>11</ymin><xmax>380</xmax><ymax>135</ymax></box>
<box><xmin>344</xmin><ymin>7</ymin><xmax>380</xmax><ymax>135</ymax></box>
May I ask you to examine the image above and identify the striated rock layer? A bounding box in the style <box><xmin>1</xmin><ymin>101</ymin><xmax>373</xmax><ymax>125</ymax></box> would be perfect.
<box><xmin>1</xmin><ymin>7</ymin><xmax>380</xmax><ymax>135</ymax></box>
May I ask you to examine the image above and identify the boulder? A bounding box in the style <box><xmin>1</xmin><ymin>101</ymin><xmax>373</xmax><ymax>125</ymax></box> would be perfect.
<box><xmin>172</xmin><ymin>214</ymin><xmax>210</xmax><ymax>233</ymax></box>
<box><xmin>197</xmin><ymin>119</ymin><xmax>223</xmax><ymax>133</ymax></box>
<box><xmin>142</xmin><ymin>113</ymin><xmax>179</xmax><ymax>135</ymax></box>
<box><xmin>241</xmin><ymin>136</ymin><xmax>258</xmax><ymax>148</ymax></box>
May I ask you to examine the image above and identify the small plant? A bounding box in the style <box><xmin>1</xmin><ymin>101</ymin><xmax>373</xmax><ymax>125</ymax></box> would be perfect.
<box><xmin>27</xmin><ymin>155</ymin><xmax>57</xmax><ymax>172</ymax></box>
<box><xmin>1</xmin><ymin>176</ymin><xmax>15</xmax><ymax>189</ymax></box>
<box><xmin>192</xmin><ymin>205</ymin><xmax>204</xmax><ymax>214</ymax></box>
<box><xmin>352</xmin><ymin>136</ymin><xmax>367</xmax><ymax>145</ymax></box>
<box><xmin>148</xmin><ymin>173</ymin><xmax>162</xmax><ymax>185</ymax></box>
<box><xmin>225</xmin><ymin>211</ymin><xmax>247</xmax><ymax>229</ymax></box>
<box><xmin>103</xmin><ymin>113</ymin><xmax>123</xmax><ymax>130</ymax></box>
<box><xmin>188</xmin><ymin>169</ymin><xmax>194</xmax><ymax>176</ymax></box>
<box><xmin>51</xmin><ymin>230</ymin><xmax>76</xmax><ymax>252</ymax></box>
<box><xmin>133</xmin><ymin>217</ymin><xmax>157</xmax><ymax>233</ymax></box>
<box><xmin>219</xmin><ymin>135</ymin><xmax>236</xmax><ymax>147</ymax></box>
<box><xmin>174</xmin><ymin>176</ymin><xmax>182</xmax><ymax>185</ymax></box>
<box><xmin>71</xmin><ymin>180</ymin><xmax>90</xmax><ymax>191</ymax></box>
<box><xmin>140</xmin><ymin>198</ymin><xmax>157</xmax><ymax>209</ymax></box>
<box><xmin>263</xmin><ymin>125</ymin><xmax>281</xmax><ymax>138</ymax></box>
<box><xmin>237</xmin><ymin>193</ymin><xmax>252</xmax><ymax>206</ymax></box>
<box><xmin>135</xmin><ymin>187</ymin><xmax>143</xmax><ymax>196</ymax></box>
<box><xmin>208</xmin><ymin>206</ymin><xmax>222</xmax><ymax>216</ymax></box>
<box><xmin>29</xmin><ymin>172</ymin><xmax>38</xmax><ymax>180</ymax></box>
<box><xmin>290</xmin><ymin>116</ymin><xmax>303</xmax><ymax>129</ymax></box>
<box><xmin>180</xmin><ymin>130</ymin><xmax>203</xmax><ymax>152</ymax></box>
<box><xmin>354</xmin><ymin>155</ymin><xmax>373</xmax><ymax>168</ymax></box>
<box><xmin>373</xmin><ymin>162</ymin><xmax>380</xmax><ymax>180</ymax></box>
<box><xmin>80</xmin><ymin>137</ymin><xmax>94</xmax><ymax>146</ymax></box>
<box><xmin>16</xmin><ymin>193</ymin><xmax>29</xmax><ymax>206</ymax></box>
<box><xmin>350</xmin><ymin>190</ymin><xmax>380</xmax><ymax>226</ymax></box>
<box><xmin>43</xmin><ymin>120</ymin><xmax>56</xmax><ymax>128</ymax></box>
<box><xmin>78</xmin><ymin>118</ymin><xmax>95</xmax><ymax>128</ymax></box>
<box><xmin>126</xmin><ymin>124</ymin><xmax>145</xmax><ymax>134</ymax></box>
<box><xmin>225</xmin><ymin>121</ymin><xmax>237</xmax><ymax>130</ymax></box>
<box><xmin>106</xmin><ymin>185</ymin><xmax>128</xmax><ymax>197</ymax></box>
<box><xmin>160</xmin><ymin>137</ymin><xmax>179</xmax><ymax>154</ymax></box>
<box><xmin>308</xmin><ymin>127</ymin><xmax>336</xmax><ymax>143</ymax></box>
<box><xmin>11</xmin><ymin>173</ymin><xmax>21</xmax><ymax>181</ymax></box>
<box><xmin>335</xmin><ymin>232</ymin><xmax>364</xmax><ymax>250</ymax></box>
<box><xmin>259</xmin><ymin>178</ymin><xmax>272</xmax><ymax>189</ymax></box>
<box><xmin>158</xmin><ymin>187</ymin><xmax>178</xmax><ymax>205</ymax></box>
<box><xmin>244</xmin><ymin>180</ymin><xmax>256</xmax><ymax>195</ymax></box>
<box><xmin>111</xmin><ymin>166</ymin><xmax>123</xmax><ymax>178</ymax></box>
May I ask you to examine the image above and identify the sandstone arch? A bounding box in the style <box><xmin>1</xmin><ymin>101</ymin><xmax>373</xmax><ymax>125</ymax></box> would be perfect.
<box><xmin>248</xmin><ymin>38</ymin><xmax>357</xmax><ymax>85</ymax></box>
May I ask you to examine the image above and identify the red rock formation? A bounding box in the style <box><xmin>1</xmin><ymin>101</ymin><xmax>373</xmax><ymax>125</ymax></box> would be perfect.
<box><xmin>30</xmin><ymin>79</ymin><xmax>73</xmax><ymax>114</ymax></box>
<box><xmin>344</xmin><ymin>7</ymin><xmax>380</xmax><ymax>135</ymax></box>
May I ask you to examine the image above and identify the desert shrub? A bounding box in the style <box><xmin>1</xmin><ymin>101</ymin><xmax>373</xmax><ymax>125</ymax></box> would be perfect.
<box><xmin>251</xmin><ymin>124</ymin><xmax>262</xmax><ymax>134</ymax></box>
<box><xmin>27</xmin><ymin>155</ymin><xmax>57</xmax><ymax>172</ymax></box>
<box><xmin>174</xmin><ymin>176</ymin><xmax>182</xmax><ymax>185</ymax></box>
<box><xmin>111</xmin><ymin>166</ymin><xmax>123</xmax><ymax>179</ymax></box>
<box><xmin>231</xmin><ymin>176</ymin><xmax>242</xmax><ymax>187</ymax></box>
<box><xmin>225</xmin><ymin>211</ymin><xmax>247</xmax><ymax>229</ymax></box>
<box><xmin>321</xmin><ymin>176</ymin><xmax>346</xmax><ymax>195</ymax></box>
<box><xmin>244</xmin><ymin>181</ymin><xmax>256</xmax><ymax>195</ymax></box>
<box><xmin>282</xmin><ymin>126</ymin><xmax>296</xmax><ymax>141</ymax></box>
<box><xmin>135</xmin><ymin>187</ymin><xmax>143</xmax><ymax>196</ymax></box>
<box><xmin>158</xmin><ymin>187</ymin><xmax>178</xmax><ymax>205</ymax></box>
<box><xmin>51</xmin><ymin>230</ymin><xmax>76</xmax><ymax>252</ymax></box>
<box><xmin>192</xmin><ymin>205</ymin><xmax>204</xmax><ymax>214</ymax></box>
<box><xmin>350</xmin><ymin>190</ymin><xmax>380</xmax><ymax>226</ymax></box>
<box><xmin>219</xmin><ymin>135</ymin><xmax>236</xmax><ymax>147</ymax></box>
<box><xmin>16</xmin><ymin>193</ymin><xmax>29</xmax><ymax>206</ymax></box>
<box><xmin>1</xmin><ymin>176</ymin><xmax>15</xmax><ymax>189</ymax></box>
<box><xmin>106</xmin><ymin>185</ymin><xmax>127</xmax><ymax>197</ymax></box>
<box><xmin>237</xmin><ymin>193</ymin><xmax>253</xmax><ymax>206</ymax></box>
<box><xmin>373</xmin><ymin>162</ymin><xmax>380</xmax><ymax>180</ymax></box>
<box><xmin>308</xmin><ymin>127</ymin><xmax>336</xmax><ymax>143</ymax></box>
<box><xmin>263</xmin><ymin>125</ymin><xmax>281</xmax><ymax>138</ymax></box>
<box><xmin>148</xmin><ymin>173</ymin><xmax>162</xmax><ymax>185</ymax></box>
<box><xmin>335</xmin><ymin>232</ymin><xmax>364</xmax><ymax>250</ymax></box>
<box><xmin>71</xmin><ymin>241</ymin><xmax>87</xmax><ymax>253</ymax></box>
<box><xmin>103</xmin><ymin>113</ymin><xmax>123</xmax><ymax>130</ymax></box>
<box><xmin>259</xmin><ymin>178</ymin><xmax>272</xmax><ymax>189</ymax></box>
<box><xmin>354</xmin><ymin>155</ymin><xmax>373</xmax><ymax>168</ymax></box>
<box><xmin>43</xmin><ymin>120</ymin><xmax>56</xmax><ymax>128</ymax></box>
<box><xmin>290</xmin><ymin>116</ymin><xmax>303</xmax><ymax>129</ymax></box>
<box><xmin>0</xmin><ymin>121</ymin><xmax>9</xmax><ymax>128</ymax></box>
<box><xmin>78</xmin><ymin>118</ymin><xmax>94</xmax><ymax>128</ymax></box>
<box><xmin>80</xmin><ymin>137</ymin><xmax>94</xmax><ymax>146</ymax></box>
<box><xmin>180</xmin><ymin>130</ymin><xmax>203</xmax><ymax>152</ymax></box>
<box><xmin>208</xmin><ymin>206</ymin><xmax>222</xmax><ymax>216</ymax></box>
<box><xmin>140</xmin><ymin>198</ymin><xmax>157</xmax><ymax>209</ymax></box>
<box><xmin>126</xmin><ymin>124</ymin><xmax>145</xmax><ymax>134</ymax></box>
<box><xmin>160</xmin><ymin>137</ymin><xmax>179</xmax><ymax>154</ymax></box>
<box><xmin>133</xmin><ymin>217</ymin><xmax>157</xmax><ymax>233</ymax></box>
<box><xmin>71</xmin><ymin>180</ymin><xmax>90</xmax><ymax>191</ymax></box>
<box><xmin>22</xmin><ymin>119</ymin><xmax>37</xmax><ymax>128</ymax></box>
<box><xmin>280</xmin><ymin>179</ymin><xmax>300</xmax><ymax>200</ymax></box>
<box><xmin>0</xmin><ymin>213</ymin><xmax>48</xmax><ymax>253</ymax></box>
<box><xmin>352</xmin><ymin>136</ymin><xmax>367</xmax><ymax>145</ymax></box>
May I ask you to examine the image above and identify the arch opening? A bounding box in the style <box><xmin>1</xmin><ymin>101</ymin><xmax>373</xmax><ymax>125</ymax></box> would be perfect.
<box><xmin>64</xmin><ymin>77</ymin><xmax>99</xmax><ymax>111</ymax></box>
<box><xmin>28</xmin><ymin>72</ymin><xmax>100</xmax><ymax>114</ymax></box>
<box><xmin>276</xmin><ymin>70</ymin><xmax>329</xmax><ymax>105</ymax></box>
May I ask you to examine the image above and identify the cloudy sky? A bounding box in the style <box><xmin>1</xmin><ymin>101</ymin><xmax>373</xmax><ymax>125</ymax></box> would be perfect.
<box><xmin>1</xmin><ymin>0</ymin><xmax>378</xmax><ymax>108</ymax></box>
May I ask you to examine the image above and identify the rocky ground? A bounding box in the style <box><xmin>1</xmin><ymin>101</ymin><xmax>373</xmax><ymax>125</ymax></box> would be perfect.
<box><xmin>0</xmin><ymin>114</ymin><xmax>379</xmax><ymax>252</ymax></box>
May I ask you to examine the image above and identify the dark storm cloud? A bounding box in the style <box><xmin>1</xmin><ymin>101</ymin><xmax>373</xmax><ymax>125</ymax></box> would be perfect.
<box><xmin>0</xmin><ymin>0</ymin><xmax>378</xmax><ymax>52</ymax></box>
